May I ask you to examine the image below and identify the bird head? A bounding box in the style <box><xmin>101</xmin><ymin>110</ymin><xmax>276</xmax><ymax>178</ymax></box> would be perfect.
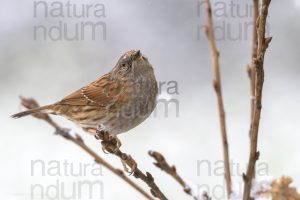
<box><xmin>112</xmin><ymin>49</ymin><xmax>153</xmax><ymax>79</ymax></box>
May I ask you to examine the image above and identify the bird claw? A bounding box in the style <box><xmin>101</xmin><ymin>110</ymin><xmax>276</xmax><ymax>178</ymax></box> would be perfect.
<box><xmin>101</xmin><ymin>146</ymin><xmax>110</xmax><ymax>154</ymax></box>
<box><xmin>121</xmin><ymin>159</ymin><xmax>130</xmax><ymax>173</ymax></box>
<box><xmin>110</xmin><ymin>135</ymin><xmax>122</xmax><ymax>149</ymax></box>
<box><xmin>95</xmin><ymin>127</ymin><xmax>122</xmax><ymax>154</ymax></box>
<box><xmin>96</xmin><ymin>126</ymin><xmax>111</xmax><ymax>141</ymax></box>
<box><xmin>121</xmin><ymin>154</ymin><xmax>137</xmax><ymax>175</ymax></box>
<box><xmin>101</xmin><ymin>140</ymin><xmax>119</xmax><ymax>154</ymax></box>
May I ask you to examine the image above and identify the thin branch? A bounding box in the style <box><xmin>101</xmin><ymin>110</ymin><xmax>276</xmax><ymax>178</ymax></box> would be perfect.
<box><xmin>95</xmin><ymin>133</ymin><xmax>168</xmax><ymax>200</ymax></box>
<box><xmin>204</xmin><ymin>0</ymin><xmax>232</xmax><ymax>197</ymax></box>
<box><xmin>247</xmin><ymin>0</ymin><xmax>259</xmax><ymax>122</ymax></box>
<box><xmin>149</xmin><ymin>151</ymin><xmax>210</xmax><ymax>200</ymax></box>
<box><xmin>18</xmin><ymin>97</ymin><xmax>154</xmax><ymax>200</ymax></box>
<box><xmin>246</xmin><ymin>0</ymin><xmax>260</xmax><ymax>187</ymax></box>
<box><xmin>243</xmin><ymin>0</ymin><xmax>272</xmax><ymax>200</ymax></box>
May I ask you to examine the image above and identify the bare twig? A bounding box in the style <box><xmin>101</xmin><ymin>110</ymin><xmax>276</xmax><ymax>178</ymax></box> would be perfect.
<box><xmin>18</xmin><ymin>97</ymin><xmax>154</xmax><ymax>200</ymax></box>
<box><xmin>246</xmin><ymin>0</ymin><xmax>260</xmax><ymax>187</ymax></box>
<box><xmin>95</xmin><ymin>133</ymin><xmax>168</xmax><ymax>200</ymax></box>
<box><xmin>149</xmin><ymin>151</ymin><xmax>207</xmax><ymax>200</ymax></box>
<box><xmin>247</xmin><ymin>0</ymin><xmax>259</xmax><ymax>122</ymax></box>
<box><xmin>243</xmin><ymin>0</ymin><xmax>272</xmax><ymax>200</ymax></box>
<box><xmin>204</xmin><ymin>0</ymin><xmax>232</xmax><ymax>197</ymax></box>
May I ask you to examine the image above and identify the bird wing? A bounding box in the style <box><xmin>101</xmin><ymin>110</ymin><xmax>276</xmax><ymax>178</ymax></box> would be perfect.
<box><xmin>58</xmin><ymin>74</ymin><xmax>122</xmax><ymax>106</ymax></box>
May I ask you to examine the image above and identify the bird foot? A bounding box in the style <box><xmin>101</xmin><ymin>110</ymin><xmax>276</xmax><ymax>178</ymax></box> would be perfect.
<box><xmin>121</xmin><ymin>154</ymin><xmax>137</xmax><ymax>175</ymax></box>
<box><xmin>95</xmin><ymin>128</ymin><xmax>110</xmax><ymax>140</ymax></box>
<box><xmin>95</xmin><ymin>126</ymin><xmax>135</xmax><ymax>175</ymax></box>
<box><xmin>96</xmin><ymin>128</ymin><xmax>121</xmax><ymax>154</ymax></box>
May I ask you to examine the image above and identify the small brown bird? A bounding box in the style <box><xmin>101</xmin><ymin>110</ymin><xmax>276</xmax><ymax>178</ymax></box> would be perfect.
<box><xmin>12</xmin><ymin>49</ymin><xmax>158</xmax><ymax>136</ymax></box>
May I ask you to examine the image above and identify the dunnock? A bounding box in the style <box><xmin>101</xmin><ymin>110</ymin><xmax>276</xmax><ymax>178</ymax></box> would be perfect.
<box><xmin>12</xmin><ymin>49</ymin><xmax>158</xmax><ymax>137</ymax></box>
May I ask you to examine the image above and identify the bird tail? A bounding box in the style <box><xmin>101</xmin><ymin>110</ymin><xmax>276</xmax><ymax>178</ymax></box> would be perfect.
<box><xmin>11</xmin><ymin>105</ymin><xmax>52</xmax><ymax>119</ymax></box>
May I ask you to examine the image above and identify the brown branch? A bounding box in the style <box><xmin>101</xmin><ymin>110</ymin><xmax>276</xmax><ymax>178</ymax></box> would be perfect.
<box><xmin>246</xmin><ymin>0</ymin><xmax>260</xmax><ymax>188</ymax></box>
<box><xmin>203</xmin><ymin>0</ymin><xmax>232</xmax><ymax>197</ymax></box>
<box><xmin>149</xmin><ymin>151</ymin><xmax>210</xmax><ymax>200</ymax></box>
<box><xmin>18</xmin><ymin>97</ymin><xmax>154</xmax><ymax>200</ymax></box>
<box><xmin>247</xmin><ymin>0</ymin><xmax>259</xmax><ymax>123</ymax></box>
<box><xmin>243</xmin><ymin>0</ymin><xmax>272</xmax><ymax>200</ymax></box>
<box><xmin>95</xmin><ymin>134</ymin><xmax>168</xmax><ymax>200</ymax></box>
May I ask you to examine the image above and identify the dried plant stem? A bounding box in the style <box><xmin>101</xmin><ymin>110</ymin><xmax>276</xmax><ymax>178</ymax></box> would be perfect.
<box><xmin>95</xmin><ymin>133</ymin><xmax>168</xmax><ymax>200</ymax></box>
<box><xmin>149</xmin><ymin>151</ymin><xmax>209</xmax><ymax>200</ymax></box>
<box><xmin>247</xmin><ymin>0</ymin><xmax>259</xmax><ymax>122</ymax></box>
<box><xmin>246</xmin><ymin>0</ymin><xmax>260</xmax><ymax>186</ymax></box>
<box><xmin>204</xmin><ymin>0</ymin><xmax>232</xmax><ymax>197</ymax></box>
<box><xmin>243</xmin><ymin>1</ymin><xmax>272</xmax><ymax>200</ymax></box>
<box><xmin>18</xmin><ymin>97</ymin><xmax>154</xmax><ymax>200</ymax></box>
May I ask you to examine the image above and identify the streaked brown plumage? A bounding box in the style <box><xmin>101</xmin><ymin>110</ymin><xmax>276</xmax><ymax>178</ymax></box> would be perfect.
<box><xmin>12</xmin><ymin>49</ymin><xmax>158</xmax><ymax>135</ymax></box>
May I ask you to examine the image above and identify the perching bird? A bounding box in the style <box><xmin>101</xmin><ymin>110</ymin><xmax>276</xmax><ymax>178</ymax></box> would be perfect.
<box><xmin>12</xmin><ymin>49</ymin><xmax>158</xmax><ymax>136</ymax></box>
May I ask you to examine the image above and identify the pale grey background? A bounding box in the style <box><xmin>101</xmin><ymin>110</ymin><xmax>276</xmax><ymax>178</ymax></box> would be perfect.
<box><xmin>1</xmin><ymin>0</ymin><xmax>300</xmax><ymax>199</ymax></box>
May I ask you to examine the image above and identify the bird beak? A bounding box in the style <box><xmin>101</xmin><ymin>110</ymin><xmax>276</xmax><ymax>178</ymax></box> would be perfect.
<box><xmin>134</xmin><ymin>50</ymin><xmax>141</xmax><ymax>58</ymax></box>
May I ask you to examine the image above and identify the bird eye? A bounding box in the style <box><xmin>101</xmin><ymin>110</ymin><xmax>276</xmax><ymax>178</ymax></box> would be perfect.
<box><xmin>121</xmin><ymin>63</ymin><xmax>130</xmax><ymax>71</ymax></box>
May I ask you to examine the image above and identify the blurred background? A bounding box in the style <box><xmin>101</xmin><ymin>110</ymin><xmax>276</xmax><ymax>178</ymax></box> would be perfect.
<box><xmin>1</xmin><ymin>0</ymin><xmax>300</xmax><ymax>199</ymax></box>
